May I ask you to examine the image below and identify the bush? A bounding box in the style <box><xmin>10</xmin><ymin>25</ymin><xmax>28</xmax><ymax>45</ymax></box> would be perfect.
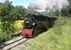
<box><xmin>0</xmin><ymin>19</ymin><xmax>25</xmax><ymax>42</ymax></box>
<box><xmin>0</xmin><ymin>32</ymin><xmax>12</xmax><ymax>43</ymax></box>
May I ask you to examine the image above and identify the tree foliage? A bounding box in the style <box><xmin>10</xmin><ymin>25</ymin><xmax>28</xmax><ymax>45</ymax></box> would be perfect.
<box><xmin>0</xmin><ymin>0</ymin><xmax>26</xmax><ymax>34</ymax></box>
<box><xmin>45</xmin><ymin>0</ymin><xmax>71</xmax><ymax>17</ymax></box>
<box><xmin>0</xmin><ymin>0</ymin><xmax>27</xmax><ymax>42</ymax></box>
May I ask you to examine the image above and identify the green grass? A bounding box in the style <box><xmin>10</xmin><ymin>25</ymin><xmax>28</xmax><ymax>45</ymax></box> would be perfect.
<box><xmin>29</xmin><ymin>17</ymin><xmax>71</xmax><ymax>50</ymax></box>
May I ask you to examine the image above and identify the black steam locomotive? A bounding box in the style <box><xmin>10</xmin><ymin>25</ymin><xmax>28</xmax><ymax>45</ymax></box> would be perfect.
<box><xmin>21</xmin><ymin>15</ymin><xmax>56</xmax><ymax>38</ymax></box>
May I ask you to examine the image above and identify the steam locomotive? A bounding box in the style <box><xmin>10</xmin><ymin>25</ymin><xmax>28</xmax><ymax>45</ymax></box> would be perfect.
<box><xmin>21</xmin><ymin>15</ymin><xmax>56</xmax><ymax>38</ymax></box>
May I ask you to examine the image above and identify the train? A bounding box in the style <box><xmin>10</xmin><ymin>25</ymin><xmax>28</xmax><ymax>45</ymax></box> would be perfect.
<box><xmin>21</xmin><ymin>15</ymin><xmax>56</xmax><ymax>38</ymax></box>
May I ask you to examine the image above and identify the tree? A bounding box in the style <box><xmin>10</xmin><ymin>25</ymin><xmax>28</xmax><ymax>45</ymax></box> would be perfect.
<box><xmin>0</xmin><ymin>0</ymin><xmax>27</xmax><ymax>33</ymax></box>
<box><xmin>0</xmin><ymin>0</ymin><xmax>27</xmax><ymax>41</ymax></box>
<box><xmin>60</xmin><ymin>0</ymin><xmax>71</xmax><ymax>17</ymax></box>
<box><xmin>68</xmin><ymin>0</ymin><xmax>71</xmax><ymax>16</ymax></box>
<box><xmin>10</xmin><ymin>6</ymin><xmax>26</xmax><ymax>20</ymax></box>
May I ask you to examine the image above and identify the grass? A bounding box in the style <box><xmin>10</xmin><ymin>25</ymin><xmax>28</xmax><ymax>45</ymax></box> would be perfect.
<box><xmin>29</xmin><ymin>17</ymin><xmax>71</xmax><ymax>50</ymax></box>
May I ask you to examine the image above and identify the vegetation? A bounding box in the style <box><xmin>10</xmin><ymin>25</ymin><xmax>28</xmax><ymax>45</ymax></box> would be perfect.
<box><xmin>29</xmin><ymin>17</ymin><xmax>71</xmax><ymax>50</ymax></box>
<box><xmin>0</xmin><ymin>1</ymin><xmax>71</xmax><ymax>50</ymax></box>
<box><xmin>27</xmin><ymin>0</ymin><xmax>71</xmax><ymax>50</ymax></box>
<box><xmin>0</xmin><ymin>0</ymin><xmax>26</xmax><ymax>42</ymax></box>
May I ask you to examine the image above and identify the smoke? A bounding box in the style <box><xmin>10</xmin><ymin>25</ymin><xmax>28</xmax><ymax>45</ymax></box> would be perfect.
<box><xmin>9</xmin><ymin>0</ymin><xmax>13</xmax><ymax>1</ymax></box>
<box><xmin>29</xmin><ymin>0</ymin><xmax>69</xmax><ymax>11</ymax></box>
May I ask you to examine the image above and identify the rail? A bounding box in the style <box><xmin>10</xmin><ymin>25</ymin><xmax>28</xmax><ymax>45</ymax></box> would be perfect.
<box><xmin>0</xmin><ymin>36</ymin><xmax>29</xmax><ymax>50</ymax></box>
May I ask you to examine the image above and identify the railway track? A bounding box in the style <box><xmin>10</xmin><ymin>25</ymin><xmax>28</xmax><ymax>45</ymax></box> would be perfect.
<box><xmin>0</xmin><ymin>36</ymin><xmax>29</xmax><ymax>50</ymax></box>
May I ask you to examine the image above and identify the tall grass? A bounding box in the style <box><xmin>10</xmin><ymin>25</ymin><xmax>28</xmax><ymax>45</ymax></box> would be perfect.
<box><xmin>29</xmin><ymin>17</ymin><xmax>71</xmax><ymax>50</ymax></box>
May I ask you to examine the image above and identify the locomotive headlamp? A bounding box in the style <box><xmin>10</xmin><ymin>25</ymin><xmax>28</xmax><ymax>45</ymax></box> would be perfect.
<box><xmin>33</xmin><ymin>23</ymin><xmax>35</xmax><ymax>25</ymax></box>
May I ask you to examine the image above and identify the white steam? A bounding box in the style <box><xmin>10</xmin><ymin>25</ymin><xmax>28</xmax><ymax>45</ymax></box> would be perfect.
<box><xmin>29</xmin><ymin>0</ymin><xmax>69</xmax><ymax>11</ymax></box>
<box><xmin>9</xmin><ymin>0</ymin><xmax>13</xmax><ymax>1</ymax></box>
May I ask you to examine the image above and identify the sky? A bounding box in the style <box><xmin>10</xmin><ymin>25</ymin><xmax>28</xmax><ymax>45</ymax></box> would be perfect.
<box><xmin>0</xmin><ymin>0</ymin><xmax>34</xmax><ymax>8</ymax></box>
<box><xmin>0</xmin><ymin>0</ymin><xmax>68</xmax><ymax>10</ymax></box>
<box><xmin>12</xmin><ymin>0</ymin><xmax>34</xmax><ymax>8</ymax></box>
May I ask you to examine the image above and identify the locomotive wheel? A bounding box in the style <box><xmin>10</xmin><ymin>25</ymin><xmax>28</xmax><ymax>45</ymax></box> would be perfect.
<box><xmin>21</xmin><ymin>33</ymin><xmax>25</xmax><ymax>37</ymax></box>
<box><xmin>32</xmin><ymin>30</ymin><xmax>36</xmax><ymax>37</ymax></box>
<box><xmin>32</xmin><ymin>29</ymin><xmax>39</xmax><ymax>38</ymax></box>
<box><xmin>32</xmin><ymin>30</ymin><xmax>35</xmax><ymax>37</ymax></box>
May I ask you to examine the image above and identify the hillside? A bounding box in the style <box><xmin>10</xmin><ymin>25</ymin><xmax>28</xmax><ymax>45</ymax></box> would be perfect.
<box><xmin>11</xmin><ymin>16</ymin><xmax>71</xmax><ymax>50</ymax></box>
